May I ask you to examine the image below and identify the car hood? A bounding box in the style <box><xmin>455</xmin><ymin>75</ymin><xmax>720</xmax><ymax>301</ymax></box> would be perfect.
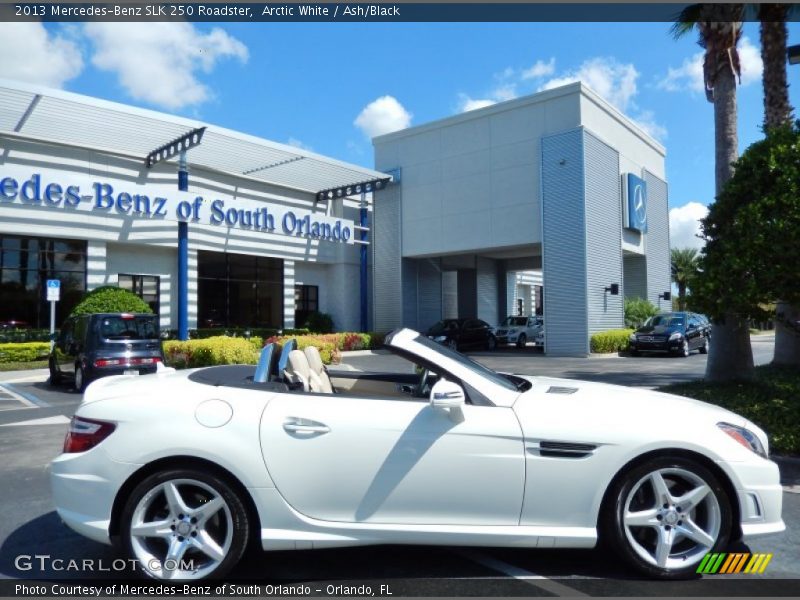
<box><xmin>635</xmin><ymin>325</ymin><xmax>675</xmax><ymax>335</ymax></box>
<box><xmin>511</xmin><ymin>375</ymin><xmax>767</xmax><ymax>457</ymax></box>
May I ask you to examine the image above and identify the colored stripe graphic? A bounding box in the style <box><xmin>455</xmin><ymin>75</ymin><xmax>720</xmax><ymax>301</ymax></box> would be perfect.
<box><xmin>698</xmin><ymin>552</ymin><xmax>773</xmax><ymax>575</ymax></box>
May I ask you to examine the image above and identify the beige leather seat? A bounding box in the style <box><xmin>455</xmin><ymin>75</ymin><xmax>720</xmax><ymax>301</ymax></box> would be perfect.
<box><xmin>304</xmin><ymin>346</ymin><xmax>334</xmax><ymax>394</ymax></box>
<box><xmin>284</xmin><ymin>350</ymin><xmax>328</xmax><ymax>393</ymax></box>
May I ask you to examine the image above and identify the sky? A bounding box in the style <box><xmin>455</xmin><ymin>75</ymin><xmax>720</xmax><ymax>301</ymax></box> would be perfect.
<box><xmin>3</xmin><ymin>19</ymin><xmax>800</xmax><ymax>251</ymax></box>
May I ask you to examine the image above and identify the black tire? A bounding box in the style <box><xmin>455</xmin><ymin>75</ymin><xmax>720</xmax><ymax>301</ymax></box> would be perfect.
<box><xmin>629</xmin><ymin>348</ymin><xmax>640</xmax><ymax>357</ymax></box>
<box><xmin>676</xmin><ymin>340</ymin><xmax>690</xmax><ymax>358</ymax></box>
<box><xmin>48</xmin><ymin>358</ymin><xmax>61</xmax><ymax>386</ymax></box>
<box><xmin>120</xmin><ymin>468</ymin><xmax>250</xmax><ymax>581</ymax></box>
<box><xmin>446</xmin><ymin>338</ymin><xmax>458</xmax><ymax>351</ymax></box>
<box><xmin>699</xmin><ymin>338</ymin><xmax>709</xmax><ymax>354</ymax></box>
<box><xmin>601</xmin><ymin>455</ymin><xmax>732</xmax><ymax>580</ymax></box>
<box><xmin>516</xmin><ymin>333</ymin><xmax>527</xmax><ymax>349</ymax></box>
<box><xmin>74</xmin><ymin>364</ymin><xmax>88</xmax><ymax>393</ymax></box>
<box><xmin>486</xmin><ymin>335</ymin><xmax>497</xmax><ymax>351</ymax></box>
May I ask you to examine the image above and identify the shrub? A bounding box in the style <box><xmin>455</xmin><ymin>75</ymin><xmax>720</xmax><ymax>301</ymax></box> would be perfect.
<box><xmin>590</xmin><ymin>329</ymin><xmax>634</xmax><ymax>353</ymax></box>
<box><xmin>0</xmin><ymin>342</ymin><xmax>51</xmax><ymax>363</ymax></box>
<box><xmin>163</xmin><ymin>336</ymin><xmax>260</xmax><ymax>369</ymax></box>
<box><xmin>0</xmin><ymin>328</ymin><xmax>52</xmax><ymax>343</ymax></box>
<box><xmin>303</xmin><ymin>312</ymin><xmax>335</xmax><ymax>333</ymax></box>
<box><xmin>624</xmin><ymin>297</ymin><xmax>659</xmax><ymax>329</ymax></box>
<box><xmin>71</xmin><ymin>286</ymin><xmax>153</xmax><ymax>316</ymax></box>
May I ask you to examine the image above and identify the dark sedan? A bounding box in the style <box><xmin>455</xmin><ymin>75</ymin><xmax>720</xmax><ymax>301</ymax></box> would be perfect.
<box><xmin>629</xmin><ymin>312</ymin><xmax>710</xmax><ymax>357</ymax></box>
<box><xmin>426</xmin><ymin>318</ymin><xmax>496</xmax><ymax>351</ymax></box>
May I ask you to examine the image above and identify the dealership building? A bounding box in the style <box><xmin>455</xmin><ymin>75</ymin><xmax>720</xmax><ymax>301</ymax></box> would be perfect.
<box><xmin>0</xmin><ymin>79</ymin><xmax>388</xmax><ymax>337</ymax></box>
<box><xmin>372</xmin><ymin>82</ymin><xmax>671</xmax><ymax>355</ymax></box>
<box><xmin>0</xmin><ymin>80</ymin><xmax>670</xmax><ymax>356</ymax></box>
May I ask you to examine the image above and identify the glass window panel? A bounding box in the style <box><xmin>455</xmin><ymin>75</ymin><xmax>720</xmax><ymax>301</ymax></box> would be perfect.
<box><xmin>198</xmin><ymin>251</ymin><xmax>227</xmax><ymax>279</ymax></box>
<box><xmin>53</xmin><ymin>251</ymin><xmax>86</xmax><ymax>271</ymax></box>
<box><xmin>1</xmin><ymin>237</ymin><xmax>20</xmax><ymax>251</ymax></box>
<box><xmin>228</xmin><ymin>254</ymin><xmax>257</xmax><ymax>281</ymax></box>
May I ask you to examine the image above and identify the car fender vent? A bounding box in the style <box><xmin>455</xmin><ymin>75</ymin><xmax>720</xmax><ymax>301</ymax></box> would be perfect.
<box><xmin>533</xmin><ymin>441</ymin><xmax>597</xmax><ymax>459</ymax></box>
<box><xmin>546</xmin><ymin>386</ymin><xmax>578</xmax><ymax>394</ymax></box>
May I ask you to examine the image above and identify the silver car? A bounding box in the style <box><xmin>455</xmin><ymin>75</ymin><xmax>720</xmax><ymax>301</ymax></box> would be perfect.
<box><xmin>494</xmin><ymin>315</ymin><xmax>543</xmax><ymax>348</ymax></box>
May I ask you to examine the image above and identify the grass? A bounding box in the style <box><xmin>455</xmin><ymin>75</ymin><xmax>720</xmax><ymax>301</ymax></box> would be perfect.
<box><xmin>0</xmin><ymin>359</ymin><xmax>49</xmax><ymax>372</ymax></box>
<box><xmin>660</xmin><ymin>365</ymin><xmax>800</xmax><ymax>455</ymax></box>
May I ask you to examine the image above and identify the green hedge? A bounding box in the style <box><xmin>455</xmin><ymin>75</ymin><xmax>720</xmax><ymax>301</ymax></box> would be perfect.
<box><xmin>590</xmin><ymin>329</ymin><xmax>634</xmax><ymax>353</ymax></box>
<box><xmin>161</xmin><ymin>328</ymin><xmax>310</xmax><ymax>340</ymax></box>
<box><xmin>0</xmin><ymin>329</ymin><xmax>52</xmax><ymax>343</ymax></box>
<box><xmin>163</xmin><ymin>336</ymin><xmax>262</xmax><ymax>369</ymax></box>
<box><xmin>0</xmin><ymin>342</ymin><xmax>51</xmax><ymax>363</ymax></box>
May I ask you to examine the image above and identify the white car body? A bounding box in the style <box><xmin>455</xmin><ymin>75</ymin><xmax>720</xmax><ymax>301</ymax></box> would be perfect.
<box><xmin>51</xmin><ymin>328</ymin><xmax>784</xmax><ymax>580</ymax></box>
<box><xmin>494</xmin><ymin>315</ymin><xmax>543</xmax><ymax>347</ymax></box>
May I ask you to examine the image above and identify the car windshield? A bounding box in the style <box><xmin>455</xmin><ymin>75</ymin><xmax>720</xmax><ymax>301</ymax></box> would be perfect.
<box><xmin>100</xmin><ymin>316</ymin><xmax>158</xmax><ymax>340</ymax></box>
<box><xmin>411</xmin><ymin>333</ymin><xmax>521</xmax><ymax>392</ymax></box>
<box><xmin>645</xmin><ymin>314</ymin><xmax>685</xmax><ymax>328</ymax></box>
<box><xmin>428</xmin><ymin>320</ymin><xmax>460</xmax><ymax>334</ymax></box>
<box><xmin>502</xmin><ymin>317</ymin><xmax>528</xmax><ymax>326</ymax></box>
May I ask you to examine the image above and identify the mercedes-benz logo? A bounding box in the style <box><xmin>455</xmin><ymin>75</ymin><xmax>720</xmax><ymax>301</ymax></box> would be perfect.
<box><xmin>633</xmin><ymin>184</ymin><xmax>647</xmax><ymax>226</ymax></box>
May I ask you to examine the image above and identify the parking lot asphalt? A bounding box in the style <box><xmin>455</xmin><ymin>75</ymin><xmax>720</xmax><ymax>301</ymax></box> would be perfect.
<box><xmin>0</xmin><ymin>335</ymin><xmax>796</xmax><ymax>596</ymax></box>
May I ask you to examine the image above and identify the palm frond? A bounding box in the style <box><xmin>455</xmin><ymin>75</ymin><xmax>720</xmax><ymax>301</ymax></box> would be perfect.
<box><xmin>670</xmin><ymin>4</ymin><xmax>703</xmax><ymax>39</ymax></box>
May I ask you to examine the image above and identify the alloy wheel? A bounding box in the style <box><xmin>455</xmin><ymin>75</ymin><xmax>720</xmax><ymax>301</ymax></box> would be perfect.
<box><xmin>622</xmin><ymin>467</ymin><xmax>722</xmax><ymax>571</ymax></box>
<box><xmin>127</xmin><ymin>477</ymin><xmax>236</xmax><ymax>580</ymax></box>
<box><xmin>681</xmin><ymin>341</ymin><xmax>690</xmax><ymax>358</ymax></box>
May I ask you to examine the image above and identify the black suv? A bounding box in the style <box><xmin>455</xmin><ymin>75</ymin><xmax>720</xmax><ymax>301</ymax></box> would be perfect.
<box><xmin>49</xmin><ymin>313</ymin><xmax>164</xmax><ymax>391</ymax></box>
<box><xmin>629</xmin><ymin>312</ymin><xmax>710</xmax><ymax>357</ymax></box>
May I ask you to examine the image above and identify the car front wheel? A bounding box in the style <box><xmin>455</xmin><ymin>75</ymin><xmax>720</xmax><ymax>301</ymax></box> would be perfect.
<box><xmin>603</xmin><ymin>456</ymin><xmax>732</xmax><ymax>579</ymax></box>
<box><xmin>699</xmin><ymin>338</ymin><xmax>709</xmax><ymax>354</ymax></box>
<box><xmin>486</xmin><ymin>335</ymin><xmax>497</xmax><ymax>351</ymax></box>
<box><xmin>516</xmin><ymin>333</ymin><xmax>527</xmax><ymax>349</ymax></box>
<box><xmin>677</xmin><ymin>340</ymin><xmax>690</xmax><ymax>358</ymax></box>
<box><xmin>48</xmin><ymin>358</ymin><xmax>61</xmax><ymax>386</ymax></box>
<box><xmin>447</xmin><ymin>338</ymin><xmax>458</xmax><ymax>351</ymax></box>
<box><xmin>120</xmin><ymin>469</ymin><xmax>250</xmax><ymax>580</ymax></box>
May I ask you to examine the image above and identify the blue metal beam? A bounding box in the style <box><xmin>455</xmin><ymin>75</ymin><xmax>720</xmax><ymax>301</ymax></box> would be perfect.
<box><xmin>360</xmin><ymin>193</ymin><xmax>368</xmax><ymax>333</ymax></box>
<box><xmin>178</xmin><ymin>152</ymin><xmax>189</xmax><ymax>340</ymax></box>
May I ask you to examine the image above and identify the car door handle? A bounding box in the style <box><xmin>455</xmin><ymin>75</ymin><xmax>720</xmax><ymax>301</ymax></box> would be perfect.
<box><xmin>283</xmin><ymin>419</ymin><xmax>330</xmax><ymax>435</ymax></box>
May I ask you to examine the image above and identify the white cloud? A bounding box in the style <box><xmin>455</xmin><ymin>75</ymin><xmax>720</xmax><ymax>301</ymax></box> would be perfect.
<box><xmin>522</xmin><ymin>58</ymin><xmax>556</xmax><ymax>80</ymax></box>
<box><xmin>354</xmin><ymin>95</ymin><xmax>412</xmax><ymax>138</ymax></box>
<box><xmin>540</xmin><ymin>57</ymin><xmax>639</xmax><ymax>112</ymax></box>
<box><xmin>633</xmin><ymin>110</ymin><xmax>668</xmax><ymax>142</ymax></box>
<box><xmin>669</xmin><ymin>201</ymin><xmax>708</xmax><ymax>250</ymax></box>
<box><xmin>457</xmin><ymin>94</ymin><xmax>497</xmax><ymax>112</ymax></box>
<box><xmin>287</xmin><ymin>137</ymin><xmax>313</xmax><ymax>151</ymax></box>
<box><xmin>658</xmin><ymin>37</ymin><xmax>762</xmax><ymax>94</ymax></box>
<box><xmin>0</xmin><ymin>23</ymin><xmax>83</xmax><ymax>88</ymax></box>
<box><xmin>83</xmin><ymin>23</ymin><xmax>248</xmax><ymax>110</ymax></box>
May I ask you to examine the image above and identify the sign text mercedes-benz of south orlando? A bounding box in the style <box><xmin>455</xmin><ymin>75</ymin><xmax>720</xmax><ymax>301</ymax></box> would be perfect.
<box><xmin>0</xmin><ymin>169</ymin><xmax>354</xmax><ymax>244</ymax></box>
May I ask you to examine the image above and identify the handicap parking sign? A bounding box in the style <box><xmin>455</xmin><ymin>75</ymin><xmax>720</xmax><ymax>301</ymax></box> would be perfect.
<box><xmin>46</xmin><ymin>279</ymin><xmax>60</xmax><ymax>301</ymax></box>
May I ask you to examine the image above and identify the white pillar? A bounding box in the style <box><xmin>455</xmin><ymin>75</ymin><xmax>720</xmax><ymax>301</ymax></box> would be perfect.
<box><xmin>86</xmin><ymin>240</ymin><xmax>108</xmax><ymax>290</ymax></box>
<box><xmin>283</xmin><ymin>260</ymin><xmax>295</xmax><ymax>329</ymax></box>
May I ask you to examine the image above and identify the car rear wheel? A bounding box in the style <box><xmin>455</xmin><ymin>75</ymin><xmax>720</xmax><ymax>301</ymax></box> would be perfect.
<box><xmin>699</xmin><ymin>338</ymin><xmax>709</xmax><ymax>354</ymax></box>
<box><xmin>48</xmin><ymin>358</ymin><xmax>61</xmax><ymax>386</ymax></box>
<box><xmin>602</xmin><ymin>456</ymin><xmax>732</xmax><ymax>579</ymax></box>
<box><xmin>121</xmin><ymin>469</ymin><xmax>249</xmax><ymax>581</ymax></box>
<box><xmin>74</xmin><ymin>364</ymin><xmax>87</xmax><ymax>393</ymax></box>
<box><xmin>516</xmin><ymin>333</ymin><xmax>527</xmax><ymax>349</ymax></box>
<box><xmin>486</xmin><ymin>335</ymin><xmax>497</xmax><ymax>351</ymax></box>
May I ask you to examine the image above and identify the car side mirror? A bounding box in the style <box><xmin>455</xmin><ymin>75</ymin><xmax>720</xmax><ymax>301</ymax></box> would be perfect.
<box><xmin>430</xmin><ymin>379</ymin><xmax>465</xmax><ymax>409</ymax></box>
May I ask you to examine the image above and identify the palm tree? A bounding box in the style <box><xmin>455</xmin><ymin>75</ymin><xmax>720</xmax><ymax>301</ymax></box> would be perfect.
<box><xmin>758</xmin><ymin>4</ymin><xmax>800</xmax><ymax>366</ymax></box>
<box><xmin>672</xmin><ymin>4</ymin><xmax>755</xmax><ymax>382</ymax></box>
<box><xmin>671</xmin><ymin>248</ymin><xmax>699</xmax><ymax>311</ymax></box>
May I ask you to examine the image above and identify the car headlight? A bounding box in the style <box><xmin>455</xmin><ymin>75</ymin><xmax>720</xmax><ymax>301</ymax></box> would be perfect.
<box><xmin>629</xmin><ymin>333</ymin><xmax>637</xmax><ymax>342</ymax></box>
<box><xmin>433</xmin><ymin>335</ymin><xmax>447</xmax><ymax>342</ymax></box>
<box><xmin>718</xmin><ymin>422</ymin><xmax>768</xmax><ymax>458</ymax></box>
<box><xmin>669</xmin><ymin>332</ymin><xmax>683</xmax><ymax>341</ymax></box>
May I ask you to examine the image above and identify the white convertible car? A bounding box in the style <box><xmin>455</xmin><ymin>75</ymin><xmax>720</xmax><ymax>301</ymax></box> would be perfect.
<box><xmin>51</xmin><ymin>328</ymin><xmax>784</xmax><ymax>581</ymax></box>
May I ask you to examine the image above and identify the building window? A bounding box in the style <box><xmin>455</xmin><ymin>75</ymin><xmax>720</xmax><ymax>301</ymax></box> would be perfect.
<box><xmin>0</xmin><ymin>234</ymin><xmax>86</xmax><ymax>328</ymax></box>
<box><xmin>295</xmin><ymin>285</ymin><xmax>319</xmax><ymax>328</ymax></box>
<box><xmin>197</xmin><ymin>251</ymin><xmax>283</xmax><ymax>328</ymax></box>
<box><xmin>118</xmin><ymin>274</ymin><xmax>160</xmax><ymax>315</ymax></box>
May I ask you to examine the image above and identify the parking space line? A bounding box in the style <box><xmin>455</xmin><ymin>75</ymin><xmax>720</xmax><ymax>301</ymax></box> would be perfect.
<box><xmin>459</xmin><ymin>550</ymin><xmax>588</xmax><ymax>597</ymax></box>
<box><xmin>0</xmin><ymin>382</ymin><xmax>51</xmax><ymax>408</ymax></box>
<box><xmin>0</xmin><ymin>384</ymin><xmax>37</xmax><ymax>409</ymax></box>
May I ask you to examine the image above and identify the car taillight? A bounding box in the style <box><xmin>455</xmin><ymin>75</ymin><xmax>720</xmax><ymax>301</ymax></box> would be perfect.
<box><xmin>94</xmin><ymin>357</ymin><xmax>161</xmax><ymax>367</ymax></box>
<box><xmin>63</xmin><ymin>417</ymin><xmax>116</xmax><ymax>453</ymax></box>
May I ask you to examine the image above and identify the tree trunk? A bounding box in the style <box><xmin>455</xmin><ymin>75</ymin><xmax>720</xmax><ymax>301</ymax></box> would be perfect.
<box><xmin>760</xmin><ymin>6</ymin><xmax>799</xmax><ymax>367</ymax></box>
<box><xmin>678</xmin><ymin>282</ymin><xmax>686</xmax><ymax>311</ymax></box>
<box><xmin>773</xmin><ymin>301</ymin><xmax>800</xmax><ymax>366</ymax></box>
<box><xmin>705</xmin><ymin>63</ymin><xmax>755</xmax><ymax>382</ymax></box>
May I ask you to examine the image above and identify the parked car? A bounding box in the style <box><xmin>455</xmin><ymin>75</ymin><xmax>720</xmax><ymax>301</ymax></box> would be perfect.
<box><xmin>426</xmin><ymin>318</ymin><xmax>496</xmax><ymax>351</ymax></box>
<box><xmin>51</xmin><ymin>327</ymin><xmax>784</xmax><ymax>581</ymax></box>
<box><xmin>629</xmin><ymin>312</ymin><xmax>710</xmax><ymax>357</ymax></box>
<box><xmin>494</xmin><ymin>315</ymin><xmax>543</xmax><ymax>348</ymax></box>
<box><xmin>49</xmin><ymin>313</ymin><xmax>164</xmax><ymax>392</ymax></box>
